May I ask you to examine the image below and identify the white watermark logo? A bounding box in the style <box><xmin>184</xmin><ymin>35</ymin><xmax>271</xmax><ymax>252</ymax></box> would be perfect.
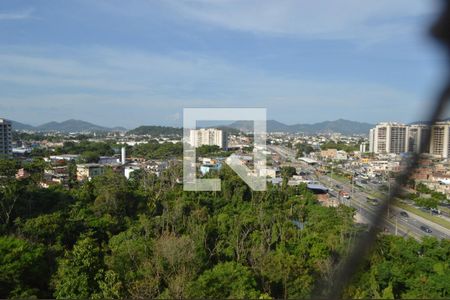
<box><xmin>183</xmin><ymin>108</ymin><xmax>267</xmax><ymax>191</ymax></box>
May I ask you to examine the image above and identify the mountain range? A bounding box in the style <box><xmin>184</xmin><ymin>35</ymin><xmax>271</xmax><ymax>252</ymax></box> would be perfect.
<box><xmin>11</xmin><ymin>119</ymin><xmax>127</xmax><ymax>133</ymax></box>
<box><xmin>228</xmin><ymin>119</ymin><xmax>373</xmax><ymax>135</ymax></box>
<box><xmin>10</xmin><ymin>118</ymin><xmax>373</xmax><ymax>135</ymax></box>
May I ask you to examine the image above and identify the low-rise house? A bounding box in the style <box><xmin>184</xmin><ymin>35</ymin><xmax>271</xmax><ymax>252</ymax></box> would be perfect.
<box><xmin>76</xmin><ymin>163</ymin><xmax>105</xmax><ymax>181</ymax></box>
<box><xmin>99</xmin><ymin>156</ymin><xmax>120</xmax><ymax>164</ymax></box>
<box><xmin>200</xmin><ymin>163</ymin><xmax>222</xmax><ymax>175</ymax></box>
<box><xmin>49</xmin><ymin>154</ymin><xmax>80</xmax><ymax>162</ymax></box>
<box><xmin>259</xmin><ymin>167</ymin><xmax>278</xmax><ymax>178</ymax></box>
<box><xmin>320</xmin><ymin>149</ymin><xmax>348</xmax><ymax>160</ymax></box>
<box><xmin>124</xmin><ymin>165</ymin><xmax>141</xmax><ymax>179</ymax></box>
<box><xmin>15</xmin><ymin>168</ymin><xmax>30</xmax><ymax>180</ymax></box>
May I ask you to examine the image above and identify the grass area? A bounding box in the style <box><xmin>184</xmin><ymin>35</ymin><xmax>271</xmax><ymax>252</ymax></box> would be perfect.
<box><xmin>394</xmin><ymin>201</ymin><xmax>450</xmax><ymax>231</ymax></box>
<box><xmin>368</xmin><ymin>191</ymin><xmax>385</xmax><ymax>199</ymax></box>
<box><xmin>439</xmin><ymin>206</ymin><xmax>450</xmax><ymax>216</ymax></box>
<box><xmin>330</xmin><ymin>174</ymin><xmax>350</xmax><ymax>184</ymax></box>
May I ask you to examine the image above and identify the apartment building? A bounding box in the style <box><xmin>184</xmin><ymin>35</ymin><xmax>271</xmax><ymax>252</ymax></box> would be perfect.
<box><xmin>189</xmin><ymin>128</ymin><xmax>227</xmax><ymax>149</ymax></box>
<box><xmin>429</xmin><ymin>121</ymin><xmax>450</xmax><ymax>158</ymax></box>
<box><xmin>76</xmin><ymin>164</ymin><xmax>105</xmax><ymax>181</ymax></box>
<box><xmin>369</xmin><ymin>128</ymin><xmax>375</xmax><ymax>153</ymax></box>
<box><xmin>407</xmin><ymin>124</ymin><xmax>430</xmax><ymax>153</ymax></box>
<box><xmin>0</xmin><ymin>118</ymin><xmax>12</xmax><ymax>157</ymax></box>
<box><xmin>371</xmin><ymin>122</ymin><xmax>407</xmax><ymax>154</ymax></box>
<box><xmin>369</xmin><ymin>121</ymin><xmax>450</xmax><ymax>158</ymax></box>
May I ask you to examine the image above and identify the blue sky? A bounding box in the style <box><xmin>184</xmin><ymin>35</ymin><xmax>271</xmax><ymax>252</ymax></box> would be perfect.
<box><xmin>0</xmin><ymin>0</ymin><xmax>446</xmax><ymax>128</ymax></box>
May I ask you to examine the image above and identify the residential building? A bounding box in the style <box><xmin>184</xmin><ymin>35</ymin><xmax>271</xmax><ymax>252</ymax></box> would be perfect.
<box><xmin>0</xmin><ymin>118</ymin><xmax>12</xmax><ymax>157</ymax></box>
<box><xmin>407</xmin><ymin>124</ymin><xmax>430</xmax><ymax>153</ymax></box>
<box><xmin>320</xmin><ymin>149</ymin><xmax>348</xmax><ymax>160</ymax></box>
<box><xmin>49</xmin><ymin>154</ymin><xmax>80</xmax><ymax>162</ymax></box>
<box><xmin>430</xmin><ymin>121</ymin><xmax>450</xmax><ymax>158</ymax></box>
<box><xmin>189</xmin><ymin>128</ymin><xmax>227</xmax><ymax>149</ymax></box>
<box><xmin>98</xmin><ymin>156</ymin><xmax>120</xmax><ymax>165</ymax></box>
<box><xmin>200</xmin><ymin>162</ymin><xmax>222</xmax><ymax>175</ymax></box>
<box><xmin>320</xmin><ymin>149</ymin><xmax>338</xmax><ymax>159</ymax></box>
<box><xmin>370</xmin><ymin>123</ymin><xmax>408</xmax><ymax>154</ymax></box>
<box><xmin>124</xmin><ymin>165</ymin><xmax>141</xmax><ymax>179</ymax></box>
<box><xmin>259</xmin><ymin>167</ymin><xmax>278</xmax><ymax>178</ymax></box>
<box><xmin>15</xmin><ymin>168</ymin><xmax>30</xmax><ymax>180</ymax></box>
<box><xmin>76</xmin><ymin>164</ymin><xmax>105</xmax><ymax>181</ymax></box>
<box><xmin>369</xmin><ymin>129</ymin><xmax>375</xmax><ymax>153</ymax></box>
<box><xmin>368</xmin><ymin>122</ymin><xmax>450</xmax><ymax>157</ymax></box>
<box><xmin>359</xmin><ymin>143</ymin><xmax>367</xmax><ymax>153</ymax></box>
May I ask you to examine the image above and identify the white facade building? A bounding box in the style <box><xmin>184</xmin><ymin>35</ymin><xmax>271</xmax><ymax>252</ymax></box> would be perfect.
<box><xmin>369</xmin><ymin>129</ymin><xmax>375</xmax><ymax>153</ymax></box>
<box><xmin>368</xmin><ymin>121</ymin><xmax>450</xmax><ymax>158</ymax></box>
<box><xmin>124</xmin><ymin>166</ymin><xmax>141</xmax><ymax>179</ymax></box>
<box><xmin>189</xmin><ymin>128</ymin><xmax>227</xmax><ymax>149</ymax></box>
<box><xmin>430</xmin><ymin>121</ymin><xmax>450</xmax><ymax>158</ymax></box>
<box><xmin>370</xmin><ymin>123</ymin><xmax>407</xmax><ymax>154</ymax></box>
<box><xmin>407</xmin><ymin>124</ymin><xmax>430</xmax><ymax>154</ymax></box>
<box><xmin>359</xmin><ymin>143</ymin><xmax>367</xmax><ymax>153</ymax></box>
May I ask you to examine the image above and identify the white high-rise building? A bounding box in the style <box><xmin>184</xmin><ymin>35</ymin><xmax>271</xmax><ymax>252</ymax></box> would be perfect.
<box><xmin>189</xmin><ymin>128</ymin><xmax>227</xmax><ymax>149</ymax></box>
<box><xmin>121</xmin><ymin>147</ymin><xmax>126</xmax><ymax>165</ymax></box>
<box><xmin>0</xmin><ymin>118</ymin><xmax>12</xmax><ymax>157</ymax></box>
<box><xmin>359</xmin><ymin>143</ymin><xmax>367</xmax><ymax>153</ymax></box>
<box><xmin>367</xmin><ymin>121</ymin><xmax>450</xmax><ymax>158</ymax></box>
<box><xmin>430</xmin><ymin>121</ymin><xmax>450</xmax><ymax>158</ymax></box>
<box><xmin>369</xmin><ymin>128</ymin><xmax>375</xmax><ymax>153</ymax></box>
<box><xmin>371</xmin><ymin>122</ymin><xmax>407</xmax><ymax>154</ymax></box>
<box><xmin>406</xmin><ymin>124</ymin><xmax>430</xmax><ymax>154</ymax></box>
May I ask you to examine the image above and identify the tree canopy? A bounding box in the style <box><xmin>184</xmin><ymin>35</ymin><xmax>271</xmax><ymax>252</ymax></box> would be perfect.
<box><xmin>0</xmin><ymin>157</ymin><xmax>448</xmax><ymax>299</ymax></box>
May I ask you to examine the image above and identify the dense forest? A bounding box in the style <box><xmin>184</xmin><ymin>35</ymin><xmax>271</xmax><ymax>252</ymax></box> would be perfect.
<box><xmin>0</xmin><ymin>158</ymin><xmax>449</xmax><ymax>299</ymax></box>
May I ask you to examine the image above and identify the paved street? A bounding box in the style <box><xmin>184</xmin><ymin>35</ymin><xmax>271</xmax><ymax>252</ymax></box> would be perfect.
<box><xmin>268</xmin><ymin>145</ymin><xmax>450</xmax><ymax>240</ymax></box>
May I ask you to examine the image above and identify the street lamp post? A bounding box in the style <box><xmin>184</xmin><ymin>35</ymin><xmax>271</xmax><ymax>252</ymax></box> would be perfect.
<box><xmin>395</xmin><ymin>215</ymin><xmax>398</xmax><ymax>236</ymax></box>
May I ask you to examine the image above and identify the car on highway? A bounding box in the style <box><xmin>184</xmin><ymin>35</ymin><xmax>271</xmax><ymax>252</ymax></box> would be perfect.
<box><xmin>335</xmin><ymin>184</ymin><xmax>343</xmax><ymax>189</ymax></box>
<box><xmin>400</xmin><ymin>211</ymin><xmax>409</xmax><ymax>218</ymax></box>
<box><xmin>366</xmin><ymin>197</ymin><xmax>379</xmax><ymax>206</ymax></box>
<box><xmin>420</xmin><ymin>226</ymin><xmax>432</xmax><ymax>233</ymax></box>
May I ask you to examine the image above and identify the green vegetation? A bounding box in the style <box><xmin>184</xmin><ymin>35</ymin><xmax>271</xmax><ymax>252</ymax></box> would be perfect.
<box><xmin>414</xmin><ymin>197</ymin><xmax>440</xmax><ymax>210</ymax></box>
<box><xmin>130</xmin><ymin>141</ymin><xmax>183</xmax><ymax>159</ymax></box>
<box><xmin>394</xmin><ymin>201</ymin><xmax>450</xmax><ymax>231</ymax></box>
<box><xmin>196</xmin><ymin>145</ymin><xmax>232</xmax><ymax>157</ymax></box>
<box><xmin>0</xmin><ymin>157</ymin><xmax>448</xmax><ymax>299</ymax></box>
<box><xmin>188</xmin><ymin>262</ymin><xmax>265</xmax><ymax>299</ymax></box>
<box><xmin>346</xmin><ymin>236</ymin><xmax>449</xmax><ymax>299</ymax></box>
<box><xmin>12</xmin><ymin>132</ymin><xmax>64</xmax><ymax>142</ymax></box>
<box><xmin>127</xmin><ymin>125</ymin><xmax>182</xmax><ymax>136</ymax></box>
<box><xmin>409</xmin><ymin>183</ymin><xmax>449</xmax><ymax>210</ymax></box>
<box><xmin>331</xmin><ymin>173</ymin><xmax>351</xmax><ymax>184</ymax></box>
<box><xmin>280</xmin><ymin>166</ymin><xmax>296</xmax><ymax>179</ymax></box>
<box><xmin>327</xmin><ymin>167</ymin><xmax>351</xmax><ymax>184</ymax></box>
<box><xmin>295</xmin><ymin>143</ymin><xmax>314</xmax><ymax>158</ymax></box>
<box><xmin>320</xmin><ymin>141</ymin><xmax>358</xmax><ymax>152</ymax></box>
<box><xmin>55</xmin><ymin>141</ymin><xmax>115</xmax><ymax>157</ymax></box>
<box><xmin>49</xmin><ymin>141</ymin><xmax>117</xmax><ymax>163</ymax></box>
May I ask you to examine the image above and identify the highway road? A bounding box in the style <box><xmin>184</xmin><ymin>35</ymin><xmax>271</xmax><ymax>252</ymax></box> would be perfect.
<box><xmin>267</xmin><ymin>145</ymin><xmax>450</xmax><ymax>240</ymax></box>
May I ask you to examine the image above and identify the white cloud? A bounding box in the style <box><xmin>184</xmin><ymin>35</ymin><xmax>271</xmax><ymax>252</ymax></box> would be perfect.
<box><xmin>0</xmin><ymin>8</ymin><xmax>33</xmax><ymax>21</ymax></box>
<box><xmin>165</xmin><ymin>0</ymin><xmax>436</xmax><ymax>42</ymax></box>
<box><xmin>0</xmin><ymin>45</ymin><xmax>426</xmax><ymax>126</ymax></box>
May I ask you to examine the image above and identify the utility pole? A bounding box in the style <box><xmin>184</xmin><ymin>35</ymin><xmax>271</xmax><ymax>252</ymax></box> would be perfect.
<box><xmin>329</xmin><ymin>165</ymin><xmax>332</xmax><ymax>185</ymax></box>
<box><xmin>388</xmin><ymin>176</ymin><xmax>391</xmax><ymax>195</ymax></box>
<box><xmin>351</xmin><ymin>174</ymin><xmax>354</xmax><ymax>198</ymax></box>
<box><xmin>395</xmin><ymin>216</ymin><xmax>398</xmax><ymax>236</ymax></box>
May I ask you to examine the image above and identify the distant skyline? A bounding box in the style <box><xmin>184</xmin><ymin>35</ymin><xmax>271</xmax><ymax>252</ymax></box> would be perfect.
<box><xmin>0</xmin><ymin>0</ymin><xmax>447</xmax><ymax>127</ymax></box>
